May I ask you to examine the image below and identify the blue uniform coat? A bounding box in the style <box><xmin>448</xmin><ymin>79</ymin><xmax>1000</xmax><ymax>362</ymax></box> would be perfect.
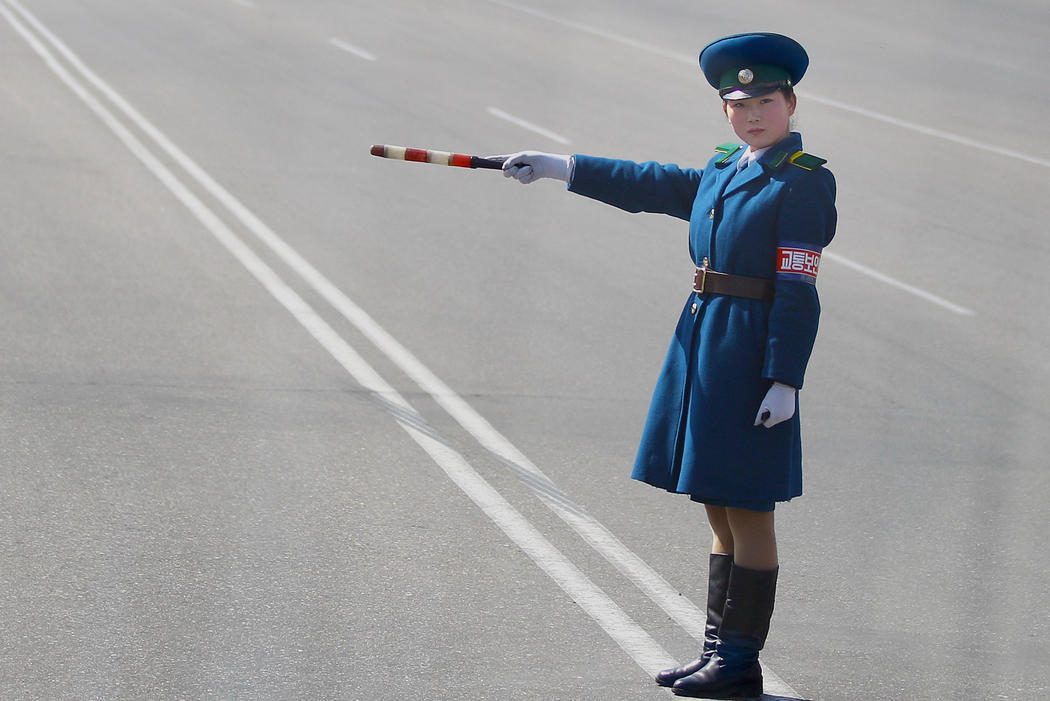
<box><xmin>568</xmin><ymin>133</ymin><xmax>837</xmax><ymax>506</ymax></box>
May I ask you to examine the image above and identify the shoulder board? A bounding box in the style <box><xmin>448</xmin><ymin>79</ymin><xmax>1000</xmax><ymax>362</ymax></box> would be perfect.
<box><xmin>787</xmin><ymin>150</ymin><xmax>828</xmax><ymax>171</ymax></box>
<box><xmin>713</xmin><ymin>142</ymin><xmax>743</xmax><ymax>165</ymax></box>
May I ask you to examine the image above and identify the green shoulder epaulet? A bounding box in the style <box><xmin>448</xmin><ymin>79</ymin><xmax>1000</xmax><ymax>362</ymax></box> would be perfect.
<box><xmin>713</xmin><ymin>142</ymin><xmax>743</xmax><ymax>165</ymax></box>
<box><xmin>787</xmin><ymin>150</ymin><xmax>828</xmax><ymax>171</ymax></box>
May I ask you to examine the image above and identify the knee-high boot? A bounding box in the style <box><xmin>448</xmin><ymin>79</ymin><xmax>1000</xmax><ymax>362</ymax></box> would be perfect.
<box><xmin>655</xmin><ymin>553</ymin><xmax>733</xmax><ymax>687</ymax></box>
<box><xmin>671</xmin><ymin>564</ymin><xmax>778</xmax><ymax>699</ymax></box>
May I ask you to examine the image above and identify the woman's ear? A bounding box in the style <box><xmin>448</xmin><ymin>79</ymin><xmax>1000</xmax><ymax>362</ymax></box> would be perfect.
<box><xmin>787</xmin><ymin>93</ymin><xmax>797</xmax><ymax>116</ymax></box>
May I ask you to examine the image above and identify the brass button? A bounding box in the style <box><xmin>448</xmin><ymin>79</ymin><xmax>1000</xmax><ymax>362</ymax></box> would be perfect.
<box><xmin>690</xmin><ymin>302</ymin><xmax>698</xmax><ymax>314</ymax></box>
<box><xmin>708</xmin><ymin>208</ymin><xmax>715</xmax><ymax>219</ymax></box>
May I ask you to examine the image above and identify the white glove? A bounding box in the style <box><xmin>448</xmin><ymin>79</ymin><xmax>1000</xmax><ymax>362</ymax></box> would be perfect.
<box><xmin>501</xmin><ymin>151</ymin><xmax>571</xmax><ymax>184</ymax></box>
<box><xmin>754</xmin><ymin>382</ymin><xmax>797</xmax><ymax>428</ymax></box>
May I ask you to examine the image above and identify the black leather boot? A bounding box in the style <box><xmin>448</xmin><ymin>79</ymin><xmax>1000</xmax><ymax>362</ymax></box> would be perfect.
<box><xmin>672</xmin><ymin>564</ymin><xmax>778</xmax><ymax>699</ymax></box>
<box><xmin>655</xmin><ymin>553</ymin><xmax>733</xmax><ymax>687</ymax></box>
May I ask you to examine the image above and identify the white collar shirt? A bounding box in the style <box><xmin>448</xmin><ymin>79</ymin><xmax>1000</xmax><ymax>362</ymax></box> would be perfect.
<box><xmin>736</xmin><ymin>145</ymin><xmax>772</xmax><ymax>171</ymax></box>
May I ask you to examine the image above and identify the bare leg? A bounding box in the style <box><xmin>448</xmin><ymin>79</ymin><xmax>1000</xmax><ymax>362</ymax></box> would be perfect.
<box><xmin>704</xmin><ymin>504</ymin><xmax>734</xmax><ymax>555</ymax></box>
<box><xmin>724</xmin><ymin>507</ymin><xmax>778</xmax><ymax>570</ymax></box>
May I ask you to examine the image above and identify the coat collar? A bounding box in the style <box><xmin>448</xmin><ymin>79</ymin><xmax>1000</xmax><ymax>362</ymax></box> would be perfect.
<box><xmin>759</xmin><ymin>131</ymin><xmax>804</xmax><ymax>171</ymax></box>
<box><xmin>717</xmin><ymin>132</ymin><xmax>803</xmax><ymax>196</ymax></box>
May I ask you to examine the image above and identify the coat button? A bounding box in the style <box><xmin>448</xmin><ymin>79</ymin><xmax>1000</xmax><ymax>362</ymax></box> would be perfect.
<box><xmin>690</xmin><ymin>302</ymin><xmax>698</xmax><ymax>314</ymax></box>
<box><xmin>708</xmin><ymin>208</ymin><xmax>715</xmax><ymax>219</ymax></box>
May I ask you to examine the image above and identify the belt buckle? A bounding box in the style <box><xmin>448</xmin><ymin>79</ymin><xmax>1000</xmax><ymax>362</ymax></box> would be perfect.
<box><xmin>693</xmin><ymin>257</ymin><xmax>710</xmax><ymax>294</ymax></box>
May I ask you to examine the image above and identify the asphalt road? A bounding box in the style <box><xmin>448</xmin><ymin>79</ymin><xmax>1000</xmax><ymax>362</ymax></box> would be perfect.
<box><xmin>1</xmin><ymin>1</ymin><xmax>1048</xmax><ymax>699</ymax></box>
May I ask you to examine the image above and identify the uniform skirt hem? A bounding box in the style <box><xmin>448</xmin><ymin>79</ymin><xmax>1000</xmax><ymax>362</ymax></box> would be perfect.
<box><xmin>630</xmin><ymin>475</ymin><xmax>797</xmax><ymax>512</ymax></box>
<box><xmin>686</xmin><ymin>493</ymin><xmax>779</xmax><ymax>512</ymax></box>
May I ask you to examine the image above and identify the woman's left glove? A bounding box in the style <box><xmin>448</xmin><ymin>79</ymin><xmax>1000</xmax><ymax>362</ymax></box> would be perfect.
<box><xmin>754</xmin><ymin>382</ymin><xmax>797</xmax><ymax>428</ymax></box>
<box><xmin>501</xmin><ymin>152</ymin><xmax>571</xmax><ymax>184</ymax></box>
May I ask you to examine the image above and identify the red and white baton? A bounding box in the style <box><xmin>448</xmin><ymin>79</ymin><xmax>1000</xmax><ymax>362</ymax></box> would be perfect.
<box><xmin>370</xmin><ymin>144</ymin><xmax>506</xmax><ymax>170</ymax></box>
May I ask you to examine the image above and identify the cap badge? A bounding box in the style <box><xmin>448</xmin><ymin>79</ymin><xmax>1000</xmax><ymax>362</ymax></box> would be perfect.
<box><xmin>738</xmin><ymin>68</ymin><xmax>754</xmax><ymax>84</ymax></box>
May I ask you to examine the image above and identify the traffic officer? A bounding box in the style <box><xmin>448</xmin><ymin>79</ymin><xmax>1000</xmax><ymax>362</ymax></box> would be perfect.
<box><xmin>501</xmin><ymin>32</ymin><xmax>836</xmax><ymax>699</ymax></box>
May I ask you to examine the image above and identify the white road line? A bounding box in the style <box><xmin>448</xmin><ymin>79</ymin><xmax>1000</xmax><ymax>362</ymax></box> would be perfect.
<box><xmin>8</xmin><ymin>0</ymin><xmax>707</xmax><ymax>662</ymax></box>
<box><xmin>9</xmin><ymin>0</ymin><xmax>700</xmax><ymax>654</ymax></box>
<box><xmin>473</xmin><ymin>0</ymin><xmax>1050</xmax><ymax>317</ymax></box>
<box><xmin>482</xmin><ymin>0</ymin><xmax>1048</xmax><ymax>171</ymax></box>
<box><xmin>487</xmin><ymin>106</ymin><xmax>571</xmax><ymax>145</ymax></box>
<box><xmin>328</xmin><ymin>37</ymin><xmax>376</xmax><ymax>62</ymax></box>
<box><xmin>482</xmin><ymin>0</ymin><xmax>688</xmax><ymax>64</ymax></box>
<box><xmin>5</xmin><ymin>2</ymin><xmax>804</xmax><ymax>695</ymax></box>
<box><xmin>402</xmin><ymin>426</ymin><xmax>674</xmax><ymax>678</ymax></box>
<box><xmin>0</xmin><ymin>0</ymin><xmax>677</xmax><ymax>678</ymax></box>
<box><xmin>799</xmin><ymin>93</ymin><xmax>1050</xmax><ymax>170</ymax></box>
<box><xmin>823</xmin><ymin>251</ymin><xmax>976</xmax><ymax>316</ymax></box>
<box><xmin>4</xmin><ymin>3</ymin><xmax>805</xmax><ymax>695</ymax></box>
<box><xmin>479</xmin><ymin>6</ymin><xmax>977</xmax><ymax>319</ymax></box>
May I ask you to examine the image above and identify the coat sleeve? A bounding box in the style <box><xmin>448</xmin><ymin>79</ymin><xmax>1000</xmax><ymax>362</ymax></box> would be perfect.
<box><xmin>567</xmin><ymin>155</ymin><xmax>702</xmax><ymax>221</ymax></box>
<box><xmin>762</xmin><ymin>168</ymin><xmax>837</xmax><ymax>389</ymax></box>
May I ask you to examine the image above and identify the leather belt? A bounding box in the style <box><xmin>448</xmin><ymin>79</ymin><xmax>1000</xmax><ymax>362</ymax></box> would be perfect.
<box><xmin>693</xmin><ymin>259</ymin><xmax>774</xmax><ymax>302</ymax></box>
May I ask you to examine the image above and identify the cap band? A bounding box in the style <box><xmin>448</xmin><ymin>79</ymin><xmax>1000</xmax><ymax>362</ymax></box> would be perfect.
<box><xmin>718</xmin><ymin>64</ymin><xmax>791</xmax><ymax>92</ymax></box>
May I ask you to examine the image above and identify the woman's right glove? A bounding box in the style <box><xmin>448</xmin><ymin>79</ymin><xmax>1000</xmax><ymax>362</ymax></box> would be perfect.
<box><xmin>501</xmin><ymin>152</ymin><xmax>572</xmax><ymax>184</ymax></box>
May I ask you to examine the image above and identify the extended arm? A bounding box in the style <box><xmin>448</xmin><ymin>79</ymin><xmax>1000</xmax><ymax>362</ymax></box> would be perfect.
<box><xmin>501</xmin><ymin>151</ymin><xmax>703</xmax><ymax>222</ymax></box>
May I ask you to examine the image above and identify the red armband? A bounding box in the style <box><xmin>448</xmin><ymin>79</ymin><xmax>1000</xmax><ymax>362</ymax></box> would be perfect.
<box><xmin>775</xmin><ymin>242</ymin><xmax>822</xmax><ymax>284</ymax></box>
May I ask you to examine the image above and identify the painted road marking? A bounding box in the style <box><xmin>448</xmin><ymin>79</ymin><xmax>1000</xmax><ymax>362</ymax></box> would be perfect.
<box><xmin>1</xmin><ymin>2</ymin><xmax>810</xmax><ymax>695</ymax></box>
<box><xmin>483</xmin><ymin>0</ymin><xmax>687</xmax><ymax>64</ymax></box>
<box><xmin>474</xmin><ymin>0</ymin><xmax>1050</xmax><ymax>316</ymax></box>
<box><xmin>481</xmin><ymin>0</ymin><xmax>1046</xmax><ymax>170</ymax></box>
<box><xmin>3</xmin><ymin>2</ymin><xmax>804</xmax><ymax>694</ymax></box>
<box><xmin>0</xmin><ymin>0</ymin><xmax>678</xmax><ymax>680</ymax></box>
<box><xmin>328</xmin><ymin>37</ymin><xmax>376</xmax><ymax>62</ymax></box>
<box><xmin>800</xmin><ymin>93</ymin><xmax>1050</xmax><ymax>170</ymax></box>
<box><xmin>3</xmin><ymin>2</ymin><xmax>722</xmax><ymax>679</ymax></box>
<box><xmin>5</xmin><ymin>0</ymin><xmax>699</xmax><ymax>656</ymax></box>
<box><xmin>487</xmin><ymin>106</ymin><xmax>571</xmax><ymax>145</ymax></box>
<box><xmin>823</xmin><ymin>250</ymin><xmax>975</xmax><ymax>316</ymax></box>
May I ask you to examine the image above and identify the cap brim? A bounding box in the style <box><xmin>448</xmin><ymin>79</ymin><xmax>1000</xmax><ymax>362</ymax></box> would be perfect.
<box><xmin>720</xmin><ymin>84</ymin><xmax>782</xmax><ymax>101</ymax></box>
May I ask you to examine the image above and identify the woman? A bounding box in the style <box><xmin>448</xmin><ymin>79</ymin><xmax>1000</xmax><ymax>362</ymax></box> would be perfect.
<box><xmin>501</xmin><ymin>32</ymin><xmax>836</xmax><ymax>699</ymax></box>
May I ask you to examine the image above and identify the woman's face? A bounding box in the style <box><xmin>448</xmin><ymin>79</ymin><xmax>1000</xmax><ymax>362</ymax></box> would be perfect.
<box><xmin>723</xmin><ymin>91</ymin><xmax>796</xmax><ymax>150</ymax></box>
